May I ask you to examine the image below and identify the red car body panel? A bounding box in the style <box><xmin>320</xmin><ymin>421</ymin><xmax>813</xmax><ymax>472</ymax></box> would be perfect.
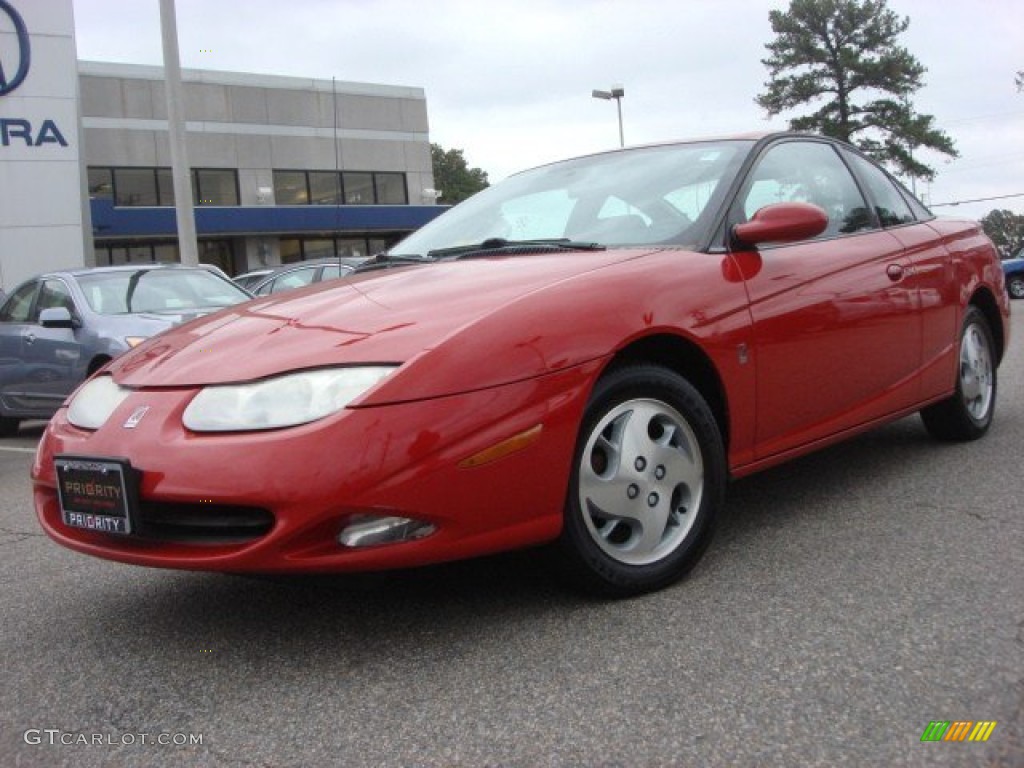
<box><xmin>30</xmin><ymin>135</ymin><xmax>1011</xmax><ymax>578</ymax></box>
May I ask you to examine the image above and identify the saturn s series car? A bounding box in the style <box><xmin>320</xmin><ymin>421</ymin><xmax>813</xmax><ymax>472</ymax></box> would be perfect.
<box><xmin>32</xmin><ymin>133</ymin><xmax>1010</xmax><ymax>596</ymax></box>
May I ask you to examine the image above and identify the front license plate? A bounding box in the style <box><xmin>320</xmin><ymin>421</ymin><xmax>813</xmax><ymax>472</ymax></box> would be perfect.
<box><xmin>55</xmin><ymin>456</ymin><xmax>137</xmax><ymax>536</ymax></box>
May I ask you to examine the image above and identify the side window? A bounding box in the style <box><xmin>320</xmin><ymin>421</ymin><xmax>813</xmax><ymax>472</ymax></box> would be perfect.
<box><xmin>37</xmin><ymin>280</ymin><xmax>76</xmax><ymax>318</ymax></box>
<box><xmin>256</xmin><ymin>267</ymin><xmax>317</xmax><ymax>296</ymax></box>
<box><xmin>276</xmin><ymin>267</ymin><xmax>317</xmax><ymax>291</ymax></box>
<box><xmin>843</xmin><ymin>150</ymin><xmax>916</xmax><ymax>227</ymax></box>
<box><xmin>741</xmin><ymin>141</ymin><xmax>874</xmax><ymax>238</ymax></box>
<box><xmin>0</xmin><ymin>282</ymin><xmax>40</xmax><ymax>323</ymax></box>
<box><xmin>320</xmin><ymin>265</ymin><xmax>347</xmax><ymax>280</ymax></box>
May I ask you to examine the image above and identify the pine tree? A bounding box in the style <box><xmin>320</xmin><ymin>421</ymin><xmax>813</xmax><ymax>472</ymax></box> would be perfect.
<box><xmin>757</xmin><ymin>0</ymin><xmax>956</xmax><ymax>181</ymax></box>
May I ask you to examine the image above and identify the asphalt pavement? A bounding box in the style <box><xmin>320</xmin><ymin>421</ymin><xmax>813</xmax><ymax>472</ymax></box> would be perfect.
<box><xmin>1</xmin><ymin>312</ymin><xmax>1022</xmax><ymax>767</ymax></box>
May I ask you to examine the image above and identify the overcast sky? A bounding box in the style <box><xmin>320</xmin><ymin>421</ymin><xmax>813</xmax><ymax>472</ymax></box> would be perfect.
<box><xmin>70</xmin><ymin>0</ymin><xmax>1023</xmax><ymax>221</ymax></box>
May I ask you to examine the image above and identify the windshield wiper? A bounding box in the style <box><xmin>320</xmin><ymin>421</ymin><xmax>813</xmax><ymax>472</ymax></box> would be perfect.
<box><xmin>124</xmin><ymin>268</ymin><xmax>158</xmax><ymax>312</ymax></box>
<box><xmin>353</xmin><ymin>253</ymin><xmax>432</xmax><ymax>273</ymax></box>
<box><xmin>427</xmin><ymin>238</ymin><xmax>606</xmax><ymax>261</ymax></box>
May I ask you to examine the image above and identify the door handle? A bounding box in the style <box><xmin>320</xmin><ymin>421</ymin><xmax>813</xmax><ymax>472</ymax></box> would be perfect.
<box><xmin>25</xmin><ymin>332</ymin><xmax>36</xmax><ymax>344</ymax></box>
<box><xmin>886</xmin><ymin>264</ymin><xmax>905</xmax><ymax>282</ymax></box>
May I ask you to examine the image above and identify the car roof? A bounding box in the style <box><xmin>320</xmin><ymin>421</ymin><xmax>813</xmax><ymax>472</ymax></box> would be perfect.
<box><xmin>43</xmin><ymin>264</ymin><xmax>222</xmax><ymax>280</ymax></box>
<box><xmin>264</xmin><ymin>257</ymin><xmax>367</xmax><ymax>270</ymax></box>
<box><xmin>507</xmin><ymin>131</ymin><xmax>826</xmax><ymax>178</ymax></box>
<box><xmin>250</xmin><ymin>257</ymin><xmax>367</xmax><ymax>279</ymax></box>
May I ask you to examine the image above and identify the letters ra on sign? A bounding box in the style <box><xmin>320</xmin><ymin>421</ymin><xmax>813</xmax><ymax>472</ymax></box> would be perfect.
<box><xmin>0</xmin><ymin>1</ymin><xmax>69</xmax><ymax>148</ymax></box>
<box><xmin>0</xmin><ymin>0</ymin><xmax>32</xmax><ymax>96</ymax></box>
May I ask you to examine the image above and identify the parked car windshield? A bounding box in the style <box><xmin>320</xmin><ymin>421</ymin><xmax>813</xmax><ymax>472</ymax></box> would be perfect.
<box><xmin>394</xmin><ymin>140</ymin><xmax>753</xmax><ymax>257</ymax></box>
<box><xmin>76</xmin><ymin>269</ymin><xmax>251</xmax><ymax>315</ymax></box>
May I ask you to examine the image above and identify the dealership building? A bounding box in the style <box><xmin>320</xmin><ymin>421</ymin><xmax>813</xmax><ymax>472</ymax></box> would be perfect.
<box><xmin>0</xmin><ymin>0</ymin><xmax>443</xmax><ymax>288</ymax></box>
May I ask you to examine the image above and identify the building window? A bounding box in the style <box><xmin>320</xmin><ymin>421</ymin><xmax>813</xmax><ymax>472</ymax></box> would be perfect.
<box><xmin>302</xmin><ymin>238</ymin><xmax>337</xmax><ymax>258</ymax></box>
<box><xmin>278</xmin><ymin>236</ymin><xmax>382</xmax><ymax>260</ymax></box>
<box><xmin>198</xmin><ymin>240</ymin><xmax>235</xmax><ymax>273</ymax></box>
<box><xmin>90</xmin><ymin>167</ymin><xmax>241</xmax><ymax>207</ymax></box>
<box><xmin>94</xmin><ymin>241</ymin><xmax>179</xmax><ymax>265</ymax></box>
<box><xmin>309</xmin><ymin>172</ymin><xmax>341</xmax><ymax>205</ymax></box>
<box><xmin>153</xmin><ymin>243</ymin><xmax>180</xmax><ymax>263</ymax></box>
<box><xmin>93</xmin><ymin>240</ymin><xmax>234</xmax><ymax>272</ymax></box>
<box><xmin>88</xmin><ymin>168</ymin><xmax>113</xmax><ymax>200</ymax></box>
<box><xmin>271</xmin><ymin>170</ymin><xmax>409</xmax><ymax>205</ymax></box>
<box><xmin>114</xmin><ymin>168</ymin><xmax>160</xmax><ymax>206</ymax></box>
<box><xmin>157</xmin><ymin>168</ymin><xmax>176</xmax><ymax>207</ymax></box>
<box><xmin>194</xmin><ymin>169</ymin><xmax>239</xmax><ymax>206</ymax></box>
<box><xmin>343</xmin><ymin>172</ymin><xmax>374</xmax><ymax>204</ymax></box>
<box><xmin>273</xmin><ymin>171</ymin><xmax>308</xmax><ymax>205</ymax></box>
<box><xmin>375</xmin><ymin>172</ymin><xmax>408</xmax><ymax>204</ymax></box>
<box><xmin>337</xmin><ymin>238</ymin><xmax>368</xmax><ymax>258</ymax></box>
<box><xmin>279</xmin><ymin>238</ymin><xmax>304</xmax><ymax>264</ymax></box>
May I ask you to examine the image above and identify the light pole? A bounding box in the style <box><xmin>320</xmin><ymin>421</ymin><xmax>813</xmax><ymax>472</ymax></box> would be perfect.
<box><xmin>592</xmin><ymin>85</ymin><xmax>625</xmax><ymax>147</ymax></box>
<box><xmin>159</xmin><ymin>0</ymin><xmax>199</xmax><ymax>265</ymax></box>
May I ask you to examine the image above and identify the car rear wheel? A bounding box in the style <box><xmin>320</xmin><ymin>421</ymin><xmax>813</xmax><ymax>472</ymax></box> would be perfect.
<box><xmin>1008</xmin><ymin>275</ymin><xmax>1024</xmax><ymax>300</ymax></box>
<box><xmin>920</xmin><ymin>306</ymin><xmax>996</xmax><ymax>441</ymax></box>
<box><xmin>0</xmin><ymin>416</ymin><xmax>19</xmax><ymax>437</ymax></box>
<box><xmin>558</xmin><ymin>365</ymin><xmax>725</xmax><ymax>596</ymax></box>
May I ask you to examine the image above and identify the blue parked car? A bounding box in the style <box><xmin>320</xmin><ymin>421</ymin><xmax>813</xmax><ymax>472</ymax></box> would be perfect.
<box><xmin>1004</xmin><ymin>247</ymin><xmax>1024</xmax><ymax>300</ymax></box>
<box><xmin>0</xmin><ymin>264</ymin><xmax>252</xmax><ymax>435</ymax></box>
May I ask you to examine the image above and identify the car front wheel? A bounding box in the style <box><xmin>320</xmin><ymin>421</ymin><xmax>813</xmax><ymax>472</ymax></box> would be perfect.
<box><xmin>920</xmin><ymin>306</ymin><xmax>997</xmax><ymax>441</ymax></box>
<box><xmin>559</xmin><ymin>365</ymin><xmax>725</xmax><ymax>596</ymax></box>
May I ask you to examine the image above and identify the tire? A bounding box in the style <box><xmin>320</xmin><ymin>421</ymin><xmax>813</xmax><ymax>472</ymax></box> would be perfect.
<box><xmin>558</xmin><ymin>365</ymin><xmax>725</xmax><ymax>597</ymax></box>
<box><xmin>0</xmin><ymin>417</ymin><xmax>20</xmax><ymax>438</ymax></box>
<box><xmin>920</xmin><ymin>306</ymin><xmax>997</xmax><ymax>441</ymax></box>
<box><xmin>1008</xmin><ymin>274</ymin><xmax>1024</xmax><ymax>300</ymax></box>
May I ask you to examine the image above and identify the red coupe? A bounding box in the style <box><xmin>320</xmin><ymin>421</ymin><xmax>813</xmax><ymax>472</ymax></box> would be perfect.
<box><xmin>33</xmin><ymin>133</ymin><xmax>1010</xmax><ymax>595</ymax></box>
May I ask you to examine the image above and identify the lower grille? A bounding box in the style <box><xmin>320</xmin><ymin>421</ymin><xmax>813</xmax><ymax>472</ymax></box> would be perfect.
<box><xmin>136</xmin><ymin>502</ymin><xmax>274</xmax><ymax>544</ymax></box>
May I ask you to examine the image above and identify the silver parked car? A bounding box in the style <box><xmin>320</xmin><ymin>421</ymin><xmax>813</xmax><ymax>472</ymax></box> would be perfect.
<box><xmin>0</xmin><ymin>265</ymin><xmax>252</xmax><ymax>434</ymax></box>
<box><xmin>239</xmin><ymin>256</ymin><xmax>368</xmax><ymax>296</ymax></box>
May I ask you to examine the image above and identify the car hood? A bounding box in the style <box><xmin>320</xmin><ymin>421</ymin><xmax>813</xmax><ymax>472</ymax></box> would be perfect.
<box><xmin>85</xmin><ymin>307</ymin><xmax>233</xmax><ymax>350</ymax></box>
<box><xmin>111</xmin><ymin>250</ymin><xmax>656</xmax><ymax>389</ymax></box>
<box><xmin>133</xmin><ymin>307</ymin><xmax>225</xmax><ymax>323</ymax></box>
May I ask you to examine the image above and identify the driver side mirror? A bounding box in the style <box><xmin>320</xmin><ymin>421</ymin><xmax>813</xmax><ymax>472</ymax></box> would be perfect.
<box><xmin>39</xmin><ymin>306</ymin><xmax>80</xmax><ymax>329</ymax></box>
<box><xmin>731</xmin><ymin>202</ymin><xmax>828</xmax><ymax>247</ymax></box>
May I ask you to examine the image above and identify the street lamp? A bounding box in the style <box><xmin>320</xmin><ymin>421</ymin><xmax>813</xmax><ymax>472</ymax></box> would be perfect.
<box><xmin>592</xmin><ymin>84</ymin><xmax>625</xmax><ymax>147</ymax></box>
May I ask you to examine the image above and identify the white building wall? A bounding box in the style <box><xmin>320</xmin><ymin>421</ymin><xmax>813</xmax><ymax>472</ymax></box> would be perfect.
<box><xmin>0</xmin><ymin>0</ymin><xmax>90</xmax><ymax>289</ymax></box>
<box><xmin>77</xmin><ymin>62</ymin><xmax>434</xmax><ymax>207</ymax></box>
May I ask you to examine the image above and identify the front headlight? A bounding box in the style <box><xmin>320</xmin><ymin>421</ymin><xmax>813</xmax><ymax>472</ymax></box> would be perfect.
<box><xmin>67</xmin><ymin>375</ymin><xmax>132</xmax><ymax>430</ymax></box>
<box><xmin>182</xmin><ymin>366</ymin><xmax>397</xmax><ymax>432</ymax></box>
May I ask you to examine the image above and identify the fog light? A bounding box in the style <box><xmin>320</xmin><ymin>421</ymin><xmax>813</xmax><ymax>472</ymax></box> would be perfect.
<box><xmin>338</xmin><ymin>515</ymin><xmax>435</xmax><ymax>548</ymax></box>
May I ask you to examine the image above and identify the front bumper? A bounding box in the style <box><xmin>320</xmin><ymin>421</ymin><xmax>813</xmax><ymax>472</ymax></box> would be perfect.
<box><xmin>33</xmin><ymin>362</ymin><xmax>602</xmax><ymax>572</ymax></box>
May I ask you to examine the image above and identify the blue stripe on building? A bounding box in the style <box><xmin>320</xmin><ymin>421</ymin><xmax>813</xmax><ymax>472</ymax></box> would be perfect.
<box><xmin>90</xmin><ymin>199</ymin><xmax>448</xmax><ymax>238</ymax></box>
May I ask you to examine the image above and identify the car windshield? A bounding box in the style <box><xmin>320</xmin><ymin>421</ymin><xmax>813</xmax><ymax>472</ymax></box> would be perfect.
<box><xmin>393</xmin><ymin>140</ymin><xmax>753</xmax><ymax>258</ymax></box>
<box><xmin>76</xmin><ymin>269</ymin><xmax>251</xmax><ymax>315</ymax></box>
